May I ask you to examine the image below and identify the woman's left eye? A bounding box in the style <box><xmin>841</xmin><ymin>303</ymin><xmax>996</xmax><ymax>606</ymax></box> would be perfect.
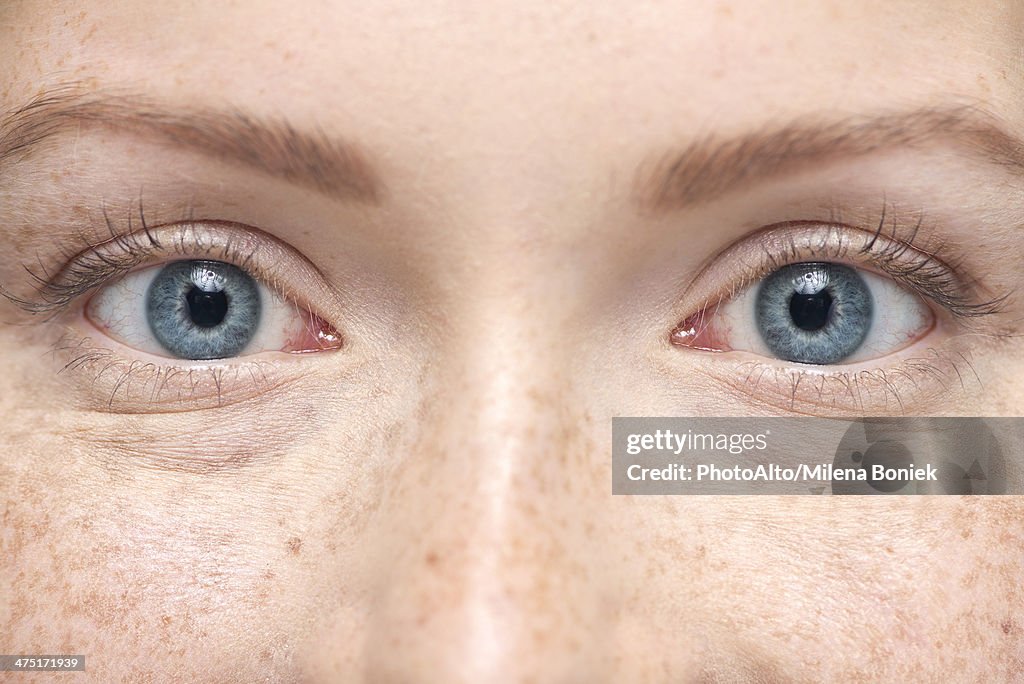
<box><xmin>87</xmin><ymin>259</ymin><xmax>339</xmax><ymax>360</ymax></box>
<box><xmin>673</xmin><ymin>261</ymin><xmax>933</xmax><ymax>364</ymax></box>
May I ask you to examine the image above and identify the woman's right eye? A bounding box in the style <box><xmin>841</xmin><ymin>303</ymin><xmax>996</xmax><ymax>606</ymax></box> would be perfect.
<box><xmin>87</xmin><ymin>258</ymin><xmax>340</xmax><ymax>360</ymax></box>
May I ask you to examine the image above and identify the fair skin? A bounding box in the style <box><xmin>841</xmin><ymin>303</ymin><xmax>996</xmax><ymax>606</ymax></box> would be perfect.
<box><xmin>2</xmin><ymin>1</ymin><xmax>1024</xmax><ymax>681</ymax></box>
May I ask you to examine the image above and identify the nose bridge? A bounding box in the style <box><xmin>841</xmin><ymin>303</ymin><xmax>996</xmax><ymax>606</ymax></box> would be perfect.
<box><xmin>360</xmin><ymin>297</ymin><xmax>613</xmax><ymax>682</ymax></box>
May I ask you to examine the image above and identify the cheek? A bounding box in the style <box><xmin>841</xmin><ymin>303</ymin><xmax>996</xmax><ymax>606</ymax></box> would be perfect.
<box><xmin>926</xmin><ymin>499</ymin><xmax>1024</xmax><ymax>674</ymax></box>
<box><xmin>616</xmin><ymin>497</ymin><xmax>1024</xmax><ymax>680</ymax></box>
<box><xmin>2</xmin><ymin>445</ymin><xmax>293</xmax><ymax>680</ymax></box>
<box><xmin>0</xmin><ymin>373</ymin><xmax>412</xmax><ymax>679</ymax></box>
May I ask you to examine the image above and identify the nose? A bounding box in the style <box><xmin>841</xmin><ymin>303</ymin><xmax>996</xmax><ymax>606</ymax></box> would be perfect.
<box><xmin>359</xmin><ymin>309</ymin><xmax>616</xmax><ymax>683</ymax></box>
<box><xmin>281</xmin><ymin>269</ymin><xmax>629</xmax><ymax>682</ymax></box>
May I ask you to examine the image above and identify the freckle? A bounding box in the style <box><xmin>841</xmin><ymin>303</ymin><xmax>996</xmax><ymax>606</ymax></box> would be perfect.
<box><xmin>286</xmin><ymin>536</ymin><xmax>302</xmax><ymax>555</ymax></box>
<box><xmin>976</xmin><ymin>74</ymin><xmax>992</xmax><ymax>96</ymax></box>
<box><xmin>161</xmin><ymin>615</ymin><xmax>172</xmax><ymax>626</ymax></box>
<box><xmin>425</xmin><ymin>551</ymin><xmax>439</xmax><ymax>567</ymax></box>
<box><xmin>961</xmin><ymin>528</ymin><xmax>972</xmax><ymax>539</ymax></box>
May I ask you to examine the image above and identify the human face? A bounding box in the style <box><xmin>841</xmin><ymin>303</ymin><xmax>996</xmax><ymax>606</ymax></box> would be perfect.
<box><xmin>2</xmin><ymin>1</ymin><xmax>1023</xmax><ymax>681</ymax></box>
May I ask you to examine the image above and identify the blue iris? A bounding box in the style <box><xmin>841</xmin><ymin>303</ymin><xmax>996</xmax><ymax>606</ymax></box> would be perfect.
<box><xmin>755</xmin><ymin>262</ymin><xmax>873</xmax><ymax>364</ymax></box>
<box><xmin>146</xmin><ymin>260</ymin><xmax>261</xmax><ymax>360</ymax></box>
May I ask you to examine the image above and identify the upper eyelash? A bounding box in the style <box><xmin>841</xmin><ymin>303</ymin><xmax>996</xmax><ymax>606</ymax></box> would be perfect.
<box><xmin>0</xmin><ymin>201</ymin><xmax>261</xmax><ymax>318</ymax></box>
<box><xmin>744</xmin><ymin>210</ymin><xmax>1010</xmax><ymax>323</ymax></box>
<box><xmin>846</xmin><ymin>204</ymin><xmax>1007</xmax><ymax>318</ymax></box>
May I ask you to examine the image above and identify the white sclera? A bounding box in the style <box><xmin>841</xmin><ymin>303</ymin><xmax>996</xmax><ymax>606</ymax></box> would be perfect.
<box><xmin>87</xmin><ymin>264</ymin><xmax>310</xmax><ymax>358</ymax></box>
<box><xmin>717</xmin><ymin>268</ymin><xmax>932</xmax><ymax>364</ymax></box>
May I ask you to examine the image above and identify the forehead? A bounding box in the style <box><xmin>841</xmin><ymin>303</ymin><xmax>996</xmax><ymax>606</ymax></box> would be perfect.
<box><xmin>4</xmin><ymin>2</ymin><xmax>1018</xmax><ymax>114</ymax></box>
<box><xmin>2</xmin><ymin>1</ymin><xmax>1021</xmax><ymax>212</ymax></box>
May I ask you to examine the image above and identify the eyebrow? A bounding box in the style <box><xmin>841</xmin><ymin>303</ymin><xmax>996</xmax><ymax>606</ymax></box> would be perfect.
<box><xmin>3</xmin><ymin>88</ymin><xmax>1020</xmax><ymax>212</ymax></box>
<box><xmin>637</xmin><ymin>105</ymin><xmax>1024</xmax><ymax>211</ymax></box>
<box><xmin>0</xmin><ymin>84</ymin><xmax>381</xmax><ymax>202</ymax></box>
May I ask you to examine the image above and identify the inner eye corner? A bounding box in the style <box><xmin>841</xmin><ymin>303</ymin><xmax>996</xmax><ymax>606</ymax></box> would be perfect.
<box><xmin>670</xmin><ymin>305</ymin><xmax>729</xmax><ymax>353</ymax></box>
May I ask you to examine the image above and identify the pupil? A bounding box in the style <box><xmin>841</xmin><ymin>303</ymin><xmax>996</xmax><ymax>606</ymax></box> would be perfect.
<box><xmin>185</xmin><ymin>286</ymin><xmax>229</xmax><ymax>328</ymax></box>
<box><xmin>788</xmin><ymin>288</ymin><xmax>833</xmax><ymax>331</ymax></box>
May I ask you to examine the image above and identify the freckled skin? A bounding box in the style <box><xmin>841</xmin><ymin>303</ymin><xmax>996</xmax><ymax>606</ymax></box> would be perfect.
<box><xmin>2</xmin><ymin>1</ymin><xmax>1024</xmax><ymax>682</ymax></box>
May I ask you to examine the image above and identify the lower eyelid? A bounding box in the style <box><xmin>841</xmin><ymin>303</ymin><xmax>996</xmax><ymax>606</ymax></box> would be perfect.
<box><xmin>48</xmin><ymin>326</ymin><xmax>312</xmax><ymax>413</ymax></box>
<box><xmin>674</xmin><ymin>335</ymin><xmax>977</xmax><ymax>416</ymax></box>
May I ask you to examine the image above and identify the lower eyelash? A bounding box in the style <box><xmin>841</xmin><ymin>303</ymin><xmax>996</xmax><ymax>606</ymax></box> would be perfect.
<box><xmin>50</xmin><ymin>328</ymin><xmax>286</xmax><ymax>412</ymax></box>
<box><xmin>688</xmin><ymin>344</ymin><xmax>983</xmax><ymax>416</ymax></box>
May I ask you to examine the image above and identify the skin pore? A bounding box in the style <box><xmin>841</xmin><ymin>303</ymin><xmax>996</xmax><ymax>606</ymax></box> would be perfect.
<box><xmin>2</xmin><ymin>1</ymin><xmax>1024</xmax><ymax>682</ymax></box>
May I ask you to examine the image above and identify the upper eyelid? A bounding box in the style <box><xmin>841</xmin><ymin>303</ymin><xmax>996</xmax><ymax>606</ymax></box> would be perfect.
<box><xmin>0</xmin><ymin>218</ymin><xmax>346</xmax><ymax>327</ymax></box>
<box><xmin>670</xmin><ymin>217</ymin><xmax>1010</xmax><ymax>335</ymax></box>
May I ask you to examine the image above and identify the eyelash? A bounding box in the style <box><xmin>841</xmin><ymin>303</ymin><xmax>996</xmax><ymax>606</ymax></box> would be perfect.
<box><xmin>851</xmin><ymin>210</ymin><xmax>1004</xmax><ymax>319</ymax></box>
<box><xmin>707</xmin><ymin>349</ymin><xmax>982</xmax><ymax>415</ymax></box>
<box><xmin>6</xmin><ymin>204</ymin><xmax>256</xmax><ymax>316</ymax></box>
<box><xmin>674</xmin><ymin>209</ymin><xmax>1009</xmax><ymax>342</ymax></box>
